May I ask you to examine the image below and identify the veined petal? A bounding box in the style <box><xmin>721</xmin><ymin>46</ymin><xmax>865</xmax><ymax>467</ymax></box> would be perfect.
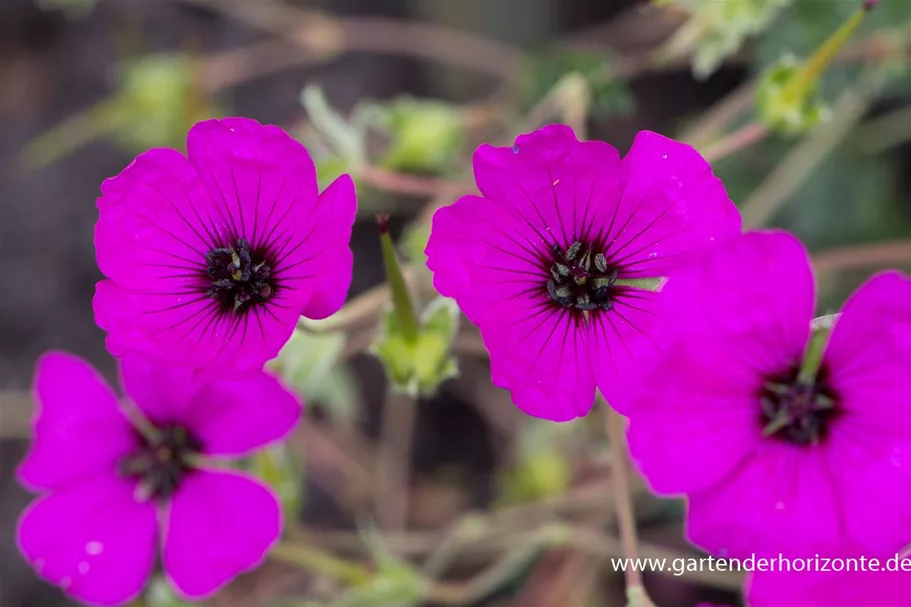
<box><xmin>17</xmin><ymin>352</ymin><xmax>137</xmax><ymax>492</ymax></box>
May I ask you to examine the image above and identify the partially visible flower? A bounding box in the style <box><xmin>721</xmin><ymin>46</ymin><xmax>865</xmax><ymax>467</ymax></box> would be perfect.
<box><xmin>425</xmin><ymin>124</ymin><xmax>740</xmax><ymax>420</ymax></box>
<box><xmin>746</xmin><ymin>556</ymin><xmax>911</xmax><ymax>607</ymax></box>
<box><xmin>94</xmin><ymin>117</ymin><xmax>357</xmax><ymax>376</ymax></box>
<box><xmin>626</xmin><ymin>230</ymin><xmax>911</xmax><ymax>560</ymax></box>
<box><xmin>16</xmin><ymin>351</ymin><xmax>301</xmax><ymax>605</ymax></box>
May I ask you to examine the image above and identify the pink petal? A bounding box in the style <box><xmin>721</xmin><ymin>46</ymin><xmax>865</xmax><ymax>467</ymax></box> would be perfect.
<box><xmin>472</xmin><ymin>124</ymin><xmax>624</xmax><ymax>249</ymax></box>
<box><xmin>186</xmin><ymin>117</ymin><xmax>318</xmax><ymax>267</ymax></box>
<box><xmin>625</xmin><ymin>336</ymin><xmax>762</xmax><ymax>495</ymax></box>
<box><xmin>95</xmin><ymin>148</ymin><xmax>226</xmax><ymax>290</ymax></box>
<box><xmin>118</xmin><ymin>353</ymin><xmax>195</xmax><ymax>427</ymax></box>
<box><xmin>824</xmin><ymin>271</ymin><xmax>911</xmax><ymax>436</ymax></box>
<box><xmin>163</xmin><ymin>470</ymin><xmax>282</xmax><ymax>600</ymax></box>
<box><xmin>598</xmin><ymin>131</ymin><xmax>741</xmax><ymax>279</ymax></box>
<box><xmin>17</xmin><ymin>352</ymin><xmax>137</xmax><ymax>492</ymax></box>
<box><xmin>426</xmin><ymin>193</ymin><xmax>550</xmax><ymax>326</ymax></box>
<box><xmin>685</xmin><ymin>442</ymin><xmax>847</xmax><ymax>559</ymax></box>
<box><xmin>295</xmin><ymin>174</ymin><xmax>358</xmax><ymax>320</ymax></box>
<box><xmin>483</xmin><ymin>306</ymin><xmax>596</xmax><ymax>421</ymax></box>
<box><xmin>185</xmin><ymin>370</ymin><xmax>302</xmax><ymax>456</ymax></box>
<box><xmin>95</xmin><ymin>117</ymin><xmax>339</xmax><ymax>375</ymax></box>
<box><xmin>614</xmin><ymin>230</ymin><xmax>815</xmax><ymax>414</ymax></box>
<box><xmin>17</xmin><ymin>476</ymin><xmax>158</xmax><ymax>606</ymax></box>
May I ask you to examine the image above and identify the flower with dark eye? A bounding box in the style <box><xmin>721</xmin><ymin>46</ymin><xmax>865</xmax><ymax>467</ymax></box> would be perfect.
<box><xmin>93</xmin><ymin>117</ymin><xmax>357</xmax><ymax>376</ymax></box>
<box><xmin>425</xmin><ymin>124</ymin><xmax>741</xmax><ymax>420</ymax></box>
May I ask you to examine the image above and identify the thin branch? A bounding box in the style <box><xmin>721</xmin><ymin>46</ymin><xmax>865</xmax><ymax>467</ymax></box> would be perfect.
<box><xmin>603</xmin><ymin>397</ymin><xmax>655</xmax><ymax>606</ymax></box>
<box><xmin>700</xmin><ymin>122</ymin><xmax>768</xmax><ymax>164</ymax></box>
<box><xmin>375</xmin><ymin>391</ymin><xmax>419</xmax><ymax>530</ymax></box>
<box><xmin>813</xmin><ymin>240</ymin><xmax>911</xmax><ymax>274</ymax></box>
<box><xmin>179</xmin><ymin>0</ymin><xmax>524</xmax><ymax>81</ymax></box>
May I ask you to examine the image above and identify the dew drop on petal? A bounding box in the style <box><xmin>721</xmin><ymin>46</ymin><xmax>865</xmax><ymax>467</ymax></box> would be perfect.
<box><xmin>85</xmin><ymin>541</ymin><xmax>104</xmax><ymax>556</ymax></box>
<box><xmin>61</xmin><ymin>577</ymin><xmax>72</xmax><ymax>589</ymax></box>
<box><xmin>78</xmin><ymin>561</ymin><xmax>90</xmax><ymax>575</ymax></box>
<box><xmin>775</xmin><ymin>500</ymin><xmax>785</xmax><ymax>511</ymax></box>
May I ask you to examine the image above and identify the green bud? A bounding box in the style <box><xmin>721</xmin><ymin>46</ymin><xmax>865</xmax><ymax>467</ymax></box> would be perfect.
<box><xmin>656</xmin><ymin>0</ymin><xmax>790</xmax><ymax>79</ymax></box>
<box><xmin>372</xmin><ymin>298</ymin><xmax>461</xmax><ymax>398</ymax></box>
<box><xmin>376</xmin><ymin>98</ymin><xmax>464</xmax><ymax>175</ymax></box>
<box><xmin>756</xmin><ymin>2</ymin><xmax>873</xmax><ymax>135</ymax></box>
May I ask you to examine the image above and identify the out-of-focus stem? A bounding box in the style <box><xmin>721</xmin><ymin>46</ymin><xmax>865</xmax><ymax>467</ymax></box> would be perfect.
<box><xmin>270</xmin><ymin>541</ymin><xmax>372</xmax><ymax>586</ymax></box>
<box><xmin>375</xmin><ymin>391</ymin><xmax>418</xmax><ymax>530</ymax></box>
<box><xmin>602</xmin><ymin>397</ymin><xmax>656</xmax><ymax>607</ymax></box>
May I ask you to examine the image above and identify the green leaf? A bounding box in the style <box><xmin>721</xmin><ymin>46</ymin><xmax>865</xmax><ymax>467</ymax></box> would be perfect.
<box><xmin>364</xmin><ymin>97</ymin><xmax>465</xmax><ymax>176</ymax></box>
<box><xmin>246</xmin><ymin>443</ymin><xmax>303</xmax><ymax>526</ymax></box>
<box><xmin>113</xmin><ymin>53</ymin><xmax>220</xmax><ymax>153</ymax></box>
<box><xmin>658</xmin><ymin>0</ymin><xmax>792</xmax><ymax>79</ymax></box>
<box><xmin>520</xmin><ymin>50</ymin><xmax>633</xmax><ymax>117</ymax></box>
<box><xmin>269</xmin><ymin>326</ymin><xmax>356</xmax><ymax>422</ymax></box>
<box><xmin>142</xmin><ymin>576</ymin><xmax>198</xmax><ymax>606</ymax></box>
<box><xmin>300</xmin><ymin>85</ymin><xmax>367</xmax><ymax>172</ymax></box>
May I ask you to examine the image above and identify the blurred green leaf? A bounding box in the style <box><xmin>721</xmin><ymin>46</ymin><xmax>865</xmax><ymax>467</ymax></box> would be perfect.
<box><xmin>300</xmin><ymin>85</ymin><xmax>367</xmax><ymax>178</ymax></box>
<box><xmin>113</xmin><ymin>53</ymin><xmax>219</xmax><ymax>153</ymax></box>
<box><xmin>656</xmin><ymin>0</ymin><xmax>791</xmax><ymax>78</ymax></box>
<box><xmin>247</xmin><ymin>443</ymin><xmax>303</xmax><ymax>524</ymax></box>
<box><xmin>268</xmin><ymin>326</ymin><xmax>358</xmax><ymax>423</ymax></box>
<box><xmin>520</xmin><ymin>50</ymin><xmax>633</xmax><ymax>117</ymax></box>
<box><xmin>362</xmin><ymin>97</ymin><xmax>465</xmax><ymax>176</ymax></box>
<box><xmin>142</xmin><ymin>576</ymin><xmax>197</xmax><ymax>607</ymax></box>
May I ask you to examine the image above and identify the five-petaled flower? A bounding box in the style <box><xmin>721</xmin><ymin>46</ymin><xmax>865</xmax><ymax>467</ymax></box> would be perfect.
<box><xmin>424</xmin><ymin>124</ymin><xmax>741</xmax><ymax>420</ymax></box>
<box><xmin>93</xmin><ymin>117</ymin><xmax>357</xmax><ymax>376</ymax></box>
<box><xmin>626</xmin><ymin>230</ymin><xmax>911</xmax><ymax>560</ymax></box>
<box><xmin>16</xmin><ymin>351</ymin><xmax>301</xmax><ymax>605</ymax></box>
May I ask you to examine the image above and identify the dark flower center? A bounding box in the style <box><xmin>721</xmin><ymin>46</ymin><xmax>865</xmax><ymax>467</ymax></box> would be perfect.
<box><xmin>546</xmin><ymin>240</ymin><xmax>619</xmax><ymax>311</ymax></box>
<box><xmin>759</xmin><ymin>364</ymin><xmax>840</xmax><ymax>446</ymax></box>
<box><xmin>204</xmin><ymin>238</ymin><xmax>275</xmax><ymax>314</ymax></box>
<box><xmin>119</xmin><ymin>425</ymin><xmax>201</xmax><ymax>501</ymax></box>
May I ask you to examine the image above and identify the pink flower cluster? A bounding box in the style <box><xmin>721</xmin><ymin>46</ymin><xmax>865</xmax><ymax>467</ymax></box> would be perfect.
<box><xmin>17</xmin><ymin>118</ymin><xmax>358</xmax><ymax>605</ymax></box>
<box><xmin>426</xmin><ymin>125</ymin><xmax>911</xmax><ymax>605</ymax></box>
<box><xmin>19</xmin><ymin>117</ymin><xmax>910</xmax><ymax>606</ymax></box>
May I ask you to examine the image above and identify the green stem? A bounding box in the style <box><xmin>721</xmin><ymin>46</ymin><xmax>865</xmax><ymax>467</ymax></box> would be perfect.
<box><xmin>377</xmin><ymin>215</ymin><xmax>420</xmax><ymax>344</ymax></box>
<box><xmin>798</xmin><ymin>324</ymin><xmax>833</xmax><ymax>385</ymax></box>
<box><xmin>782</xmin><ymin>1</ymin><xmax>871</xmax><ymax>106</ymax></box>
<box><xmin>21</xmin><ymin>97</ymin><xmax>125</xmax><ymax>170</ymax></box>
<box><xmin>270</xmin><ymin>541</ymin><xmax>373</xmax><ymax>586</ymax></box>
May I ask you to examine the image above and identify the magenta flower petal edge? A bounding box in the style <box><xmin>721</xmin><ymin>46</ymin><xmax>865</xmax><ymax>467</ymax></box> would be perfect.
<box><xmin>93</xmin><ymin>117</ymin><xmax>358</xmax><ymax>376</ymax></box>
<box><xmin>15</xmin><ymin>351</ymin><xmax>302</xmax><ymax>605</ymax></box>
<box><xmin>424</xmin><ymin>124</ymin><xmax>742</xmax><ymax>421</ymax></box>
<box><xmin>625</xmin><ymin>229</ymin><xmax>911</xmax><ymax>561</ymax></box>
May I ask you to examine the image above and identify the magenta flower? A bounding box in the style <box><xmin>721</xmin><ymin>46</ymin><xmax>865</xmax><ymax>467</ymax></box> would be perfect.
<box><xmin>626</xmin><ymin>230</ymin><xmax>911</xmax><ymax>560</ymax></box>
<box><xmin>94</xmin><ymin>117</ymin><xmax>357</xmax><ymax>375</ymax></box>
<box><xmin>746</xmin><ymin>556</ymin><xmax>911</xmax><ymax>607</ymax></box>
<box><xmin>16</xmin><ymin>351</ymin><xmax>301</xmax><ymax>605</ymax></box>
<box><xmin>424</xmin><ymin>125</ymin><xmax>740</xmax><ymax>420</ymax></box>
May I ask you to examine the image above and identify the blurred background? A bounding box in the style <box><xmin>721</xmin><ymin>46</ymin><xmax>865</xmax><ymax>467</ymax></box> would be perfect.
<box><xmin>1</xmin><ymin>0</ymin><xmax>910</xmax><ymax>605</ymax></box>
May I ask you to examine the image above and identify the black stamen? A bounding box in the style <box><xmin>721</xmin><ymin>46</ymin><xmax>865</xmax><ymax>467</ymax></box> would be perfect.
<box><xmin>204</xmin><ymin>238</ymin><xmax>275</xmax><ymax>314</ymax></box>
<box><xmin>546</xmin><ymin>240</ymin><xmax>619</xmax><ymax>312</ymax></box>
<box><xmin>759</xmin><ymin>364</ymin><xmax>840</xmax><ymax>445</ymax></box>
<box><xmin>119</xmin><ymin>425</ymin><xmax>201</xmax><ymax>501</ymax></box>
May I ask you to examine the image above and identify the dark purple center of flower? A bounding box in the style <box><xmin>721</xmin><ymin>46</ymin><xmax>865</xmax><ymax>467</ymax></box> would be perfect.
<box><xmin>204</xmin><ymin>238</ymin><xmax>275</xmax><ymax>314</ymax></box>
<box><xmin>759</xmin><ymin>364</ymin><xmax>840</xmax><ymax>446</ymax></box>
<box><xmin>119</xmin><ymin>425</ymin><xmax>201</xmax><ymax>501</ymax></box>
<box><xmin>547</xmin><ymin>241</ymin><xmax>618</xmax><ymax>311</ymax></box>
